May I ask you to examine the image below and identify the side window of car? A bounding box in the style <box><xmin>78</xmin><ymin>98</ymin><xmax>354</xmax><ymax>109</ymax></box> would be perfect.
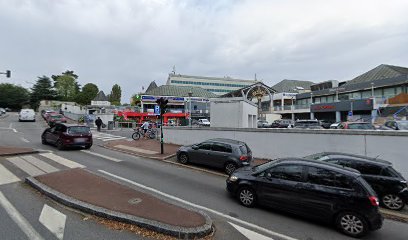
<box><xmin>211</xmin><ymin>143</ymin><xmax>232</xmax><ymax>153</ymax></box>
<box><xmin>307</xmin><ymin>166</ymin><xmax>353</xmax><ymax>189</ymax></box>
<box><xmin>338</xmin><ymin>159</ymin><xmax>354</xmax><ymax>168</ymax></box>
<box><xmin>198</xmin><ymin>143</ymin><xmax>211</xmax><ymax>150</ymax></box>
<box><xmin>354</xmin><ymin>162</ymin><xmax>382</xmax><ymax>175</ymax></box>
<box><xmin>268</xmin><ymin>165</ymin><xmax>304</xmax><ymax>182</ymax></box>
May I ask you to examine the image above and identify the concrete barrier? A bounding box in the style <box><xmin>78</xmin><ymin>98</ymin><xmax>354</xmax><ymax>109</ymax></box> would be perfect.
<box><xmin>163</xmin><ymin>127</ymin><xmax>408</xmax><ymax>178</ymax></box>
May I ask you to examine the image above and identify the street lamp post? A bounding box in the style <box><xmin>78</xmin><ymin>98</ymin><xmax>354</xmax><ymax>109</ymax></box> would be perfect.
<box><xmin>188</xmin><ymin>91</ymin><xmax>192</xmax><ymax>127</ymax></box>
<box><xmin>371</xmin><ymin>82</ymin><xmax>375</xmax><ymax>98</ymax></box>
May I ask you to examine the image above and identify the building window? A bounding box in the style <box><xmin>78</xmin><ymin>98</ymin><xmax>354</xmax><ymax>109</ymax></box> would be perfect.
<box><xmin>361</xmin><ymin>90</ymin><xmax>371</xmax><ymax>99</ymax></box>
<box><xmin>374</xmin><ymin>89</ymin><xmax>383</xmax><ymax>98</ymax></box>
<box><xmin>315</xmin><ymin>97</ymin><xmax>321</xmax><ymax>103</ymax></box>
<box><xmin>396</xmin><ymin>86</ymin><xmax>403</xmax><ymax>95</ymax></box>
<box><xmin>327</xmin><ymin>95</ymin><xmax>335</xmax><ymax>103</ymax></box>
<box><xmin>352</xmin><ymin>92</ymin><xmax>362</xmax><ymax>100</ymax></box>
<box><xmin>383</xmin><ymin>87</ymin><xmax>395</xmax><ymax>98</ymax></box>
<box><xmin>339</xmin><ymin>94</ymin><xmax>349</xmax><ymax>100</ymax></box>
<box><xmin>320</xmin><ymin>96</ymin><xmax>327</xmax><ymax>103</ymax></box>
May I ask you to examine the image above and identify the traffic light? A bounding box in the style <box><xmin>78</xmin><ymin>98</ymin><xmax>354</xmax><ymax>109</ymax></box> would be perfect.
<box><xmin>6</xmin><ymin>70</ymin><xmax>11</xmax><ymax>78</ymax></box>
<box><xmin>156</xmin><ymin>97</ymin><xmax>168</xmax><ymax>115</ymax></box>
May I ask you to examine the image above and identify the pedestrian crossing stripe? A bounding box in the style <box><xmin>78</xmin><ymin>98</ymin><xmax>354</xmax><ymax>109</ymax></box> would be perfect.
<box><xmin>0</xmin><ymin>164</ymin><xmax>20</xmax><ymax>185</ymax></box>
<box><xmin>91</xmin><ymin>132</ymin><xmax>127</xmax><ymax>141</ymax></box>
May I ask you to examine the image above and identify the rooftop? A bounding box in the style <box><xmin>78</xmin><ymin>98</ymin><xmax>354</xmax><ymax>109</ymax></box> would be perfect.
<box><xmin>145</xmin><ymin>85</ymin><xmax>218</xmax><ymax>98</ymax></box>
<box><xmin>168</xmin><ymin>73</ymin><xmax>258</xmax><ymax>83</ymax></box>
<box><xmin>271</xmin><ymin>79</ymin><xmax>315</xmax><ymax>93</ymax></box>
<box><xmin>345</xmin><ymin>64</ymin><xmax>408</xmax><ymax>85</ymax></box>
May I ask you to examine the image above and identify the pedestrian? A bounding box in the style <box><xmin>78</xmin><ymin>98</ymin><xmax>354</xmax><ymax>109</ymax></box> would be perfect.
<box><xmin>140</xmin><ymin>121</ymin><xmax>150</xmax><ymax>139</ymax></box>
<box><xmin>95</xmin><ymin>117</ymin><xmax>103</xmax><ymax>132</ymax></box>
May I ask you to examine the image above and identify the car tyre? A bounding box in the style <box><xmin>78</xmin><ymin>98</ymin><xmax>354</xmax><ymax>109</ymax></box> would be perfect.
<box><xmin>335</xmin><ymin>211</ymin><xmax>368</xmax><ymax>238</ymax></box>
<box><xmin>381</xmin><ymin>194</ymin><xmax>405</xmax><ymax>211</ymax></box>
<box><xmin>224</xmin><ymin>162</ymin><xmax>237</xmax><ymax>175</ymax></box>
<box><xmin>238</xmin><ymin>186</ymin><xmax>256</xmax><ymax>208</ymax></box>
<box><xmin>56</xmin><ymin>140</ymin><xmax>65</xmax><ymax>150</ymax></box>
<box><xmin>178</xmin><ymin>153</ymin><xmax>189</xmax><ymax>164</ymax></box>
<box><xmin>41</xmin><ymin>136</ymin><xmax>47</xmax><ymax>145</ymax></box>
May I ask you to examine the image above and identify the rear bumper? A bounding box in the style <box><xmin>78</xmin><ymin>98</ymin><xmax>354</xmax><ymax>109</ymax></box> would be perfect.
<box><xmin>399</xmin><ymin>188</ymin><xmax>408</xmax><ymax>203</ymax></box>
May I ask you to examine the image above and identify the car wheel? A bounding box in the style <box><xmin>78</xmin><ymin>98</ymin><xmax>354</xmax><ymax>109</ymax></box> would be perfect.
<box><xmin>178</xmin><ymin>153</ymin><xmax>189</xmax><ymax>164</ymax></box>
<box><xmin>224</xmin><ymin>162</ymin><xmax>237</xmax><ymax>175</ymax></box>
<box><xmin>41</xmin><ymin>136</ymin><xmax>47</xmax><ymax>145</ymax></box>
<box><xmin>238</xmin><ymin>187</ymin><xmax>256</xmax><ymax>208</ymax></box>
<box><xmin>56</xmin><ymin>140</ymin><xmax>65</xmax><ymax>150</ymax></box>
<box><xmin>382</xmin><ymin>194</ymin><xmax>405</xmax><ymax>211</ymax></box>
<box><xmin>335</xmin><ymin>211</ymin><xmax>368</xmax><ymax>238</ymax></box>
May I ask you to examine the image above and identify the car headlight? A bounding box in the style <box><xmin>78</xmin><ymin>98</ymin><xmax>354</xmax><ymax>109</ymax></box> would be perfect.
<box><xmin>229</xmin><ymin>175</ymin><xmax>238</xmax><ymax>182</ymax></box>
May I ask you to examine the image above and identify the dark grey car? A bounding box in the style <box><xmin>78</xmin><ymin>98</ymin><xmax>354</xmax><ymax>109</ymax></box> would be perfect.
<box><xmin>176</xmin><ymin>138</ymin><xmax>252</xmax><ymax>175</ymax></box>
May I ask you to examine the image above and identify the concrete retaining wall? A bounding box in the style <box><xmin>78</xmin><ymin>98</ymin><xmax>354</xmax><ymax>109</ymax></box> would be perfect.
<box><xmin>163</xmin><ymin>127</ymin><xmax>408</xmax><ymax>178</ymax></box>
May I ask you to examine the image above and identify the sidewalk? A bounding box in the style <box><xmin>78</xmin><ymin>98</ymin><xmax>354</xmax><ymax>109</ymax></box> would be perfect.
<box><xmin>26</xmin><ymin>168</ymin><xmax>213</xmax><ymax>238</ymax></box>
<box><xmin>0</xmin><ymin>146</ymin><xmax>38</xmax><ymax>156</ymax></box>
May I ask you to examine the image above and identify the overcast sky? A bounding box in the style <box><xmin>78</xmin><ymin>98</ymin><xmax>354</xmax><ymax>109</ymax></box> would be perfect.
<box><xmin>1</xmin><ymin>0</ymin><xmax>408</xmax><ymax>102</ymax></box>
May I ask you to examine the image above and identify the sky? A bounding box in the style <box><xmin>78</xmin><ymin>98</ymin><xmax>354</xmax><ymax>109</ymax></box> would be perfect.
<box><xmin>1</xmin><ymin>0</ymin><xmax>408</xmax><ymax>103</ymax></box>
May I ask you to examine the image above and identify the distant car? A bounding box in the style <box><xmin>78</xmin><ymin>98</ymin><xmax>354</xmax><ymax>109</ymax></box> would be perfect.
<box><xmin>42</xmin><ymin>110</ymin><xmax>57</xmax><ymax>119</ymax></box>
<box><xmin>0</xmin><ymin>108</ymin><xmax>6</xmax><ymax>114</ymax></box>
<box><xmin>330</xmin><ymin>122</ymin><xmax>341</xmax><ymax>129</ymax></box>
<box><xmin>293</xmin><ymin>119</ymin><xmax>322</xmax><ymax>129</ymax></box>
<box><xmin>197</xmin><ymin>119</ymin><xmax>210</xmax><ymax>126</ymax></box>
<box><xmin>46</xmin><ymin>114</ymin><xmax>67</xmax><ymax>126</ymax></box>
<box><xmin>380</xmin><ymin>120</ymin><xmax>408</xmax><ymax>131</ymax></box>
<box><xmin>42</xmin><ymin>123</ymin><xmax>92</xmax><ymax>150</ymax></box>
<box><xmin>257</xmin><ymin>120</ymin><xmax>270</xmax><ymax>128</ymax></box>
<box><xmin>305</xmin><ymin>152</ymin><xmax>408</xmax><ymax>210</ymax></box>
<box><xmin>271</xmin><ymin>119</ymin><xmax>294</xmax><ymax>128</ymax></box>
<box><xmin>320</xmin><ymin>120</ymin><xmax>334</xmax><ymax>129</ymax></box>
<box><xmin>226</xmin><ymin>158</ymin><xmax>383</xmax><ymax>237</ymax></box>
<box><xmin>18</xmin><ymin>109</ymin><xmax>36</xmax><ymax>122</ymax></box>
<box><xmin>176</xmin><ymin>138</ymin><xmax>252</xmax><ymax>175</ymax></box>
<box><xmin>339</xmin><ymin>122</ymin><xmax>375</xmax><ymax>130</ymax></box>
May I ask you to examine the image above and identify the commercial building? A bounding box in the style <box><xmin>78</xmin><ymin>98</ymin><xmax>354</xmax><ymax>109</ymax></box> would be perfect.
<box><xmin>167</xmin><ymin>73</ymin><xmax>258</xmax><ymax>95</ymax></box>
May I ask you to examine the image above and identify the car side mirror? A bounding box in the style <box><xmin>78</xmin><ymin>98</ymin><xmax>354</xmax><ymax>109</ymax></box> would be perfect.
<box><xmin>192</xmin><ymin>145</ymin><xmax>199</xmax><ymax>150</ymax></box>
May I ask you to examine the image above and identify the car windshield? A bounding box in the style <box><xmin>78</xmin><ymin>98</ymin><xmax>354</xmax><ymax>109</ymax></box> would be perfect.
<box><xmin>397</xmin><ymin>121</ymin><xmax>408</xmax><ymax>130</ymax></box>
<box><xmin>68</xmin><ymin>126</ymin><xmax>90</xmax><ymax>134</ymax></box>
<box><xmin>201</xmin><ymin>119</ymin><xmax>209</xmax><ymax>122</ymax></box>
<box><xmin>348</xmin><ymin>123</ymin><xmax>373</xmax><ymax>129</ymax></box>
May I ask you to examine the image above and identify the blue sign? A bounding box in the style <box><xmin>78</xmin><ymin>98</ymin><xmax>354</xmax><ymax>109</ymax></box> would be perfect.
<box><xmin>348</xmin><ymin>111</ymin><xmax>353</xmax><ymax>116</ymax></box>
<box><xmin>154</xmin><ymin>105</ymin><xmax>160</xmax><ymax>115</ymax></box>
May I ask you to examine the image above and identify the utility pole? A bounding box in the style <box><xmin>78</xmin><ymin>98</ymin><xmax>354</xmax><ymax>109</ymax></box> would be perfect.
<box><xmin>156</xmin><ymin>97</ymin><xmax>168</xmax><ymax>154</ymax></box>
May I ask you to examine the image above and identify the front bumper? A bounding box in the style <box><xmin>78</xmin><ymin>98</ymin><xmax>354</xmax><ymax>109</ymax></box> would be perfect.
<box><xmin>399</xmin><ymin>188</ymin><xmax>408</xmax><ymax>203</ymax></box>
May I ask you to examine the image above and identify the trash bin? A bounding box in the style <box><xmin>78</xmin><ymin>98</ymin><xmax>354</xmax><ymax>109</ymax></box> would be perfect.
<box><xmin>108</xmin><ymin>121</ymin><xmax>114</xmax><ymax>130</ymax></box>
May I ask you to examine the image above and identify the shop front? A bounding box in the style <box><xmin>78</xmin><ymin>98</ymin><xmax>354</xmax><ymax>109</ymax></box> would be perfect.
<box><xmin>311</xmin><ymin>99</ymin><xmax>374</xmax><ymax>122</ymax></box>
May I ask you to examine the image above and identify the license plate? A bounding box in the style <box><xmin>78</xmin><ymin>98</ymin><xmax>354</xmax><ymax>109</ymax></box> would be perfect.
<box><xmin>74</xmin><ymin>138</ymin><xmax>86</xmax><ymax>143</ymax></box>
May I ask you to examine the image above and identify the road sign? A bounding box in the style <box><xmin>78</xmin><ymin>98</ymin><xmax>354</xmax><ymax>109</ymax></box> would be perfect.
<box><xmin>154</xmin><ymin>105</ymin><xmax>160</xmax><ymax>115</ymax></box>
<box><xmin>348</xmin><ymin>111</ymin><xmax>353</xmax><ymax>116</ymax></box>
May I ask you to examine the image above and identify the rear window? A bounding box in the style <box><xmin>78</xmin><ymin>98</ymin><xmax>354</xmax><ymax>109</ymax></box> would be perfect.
<box><xmin>356</xmin><ymin>176</ymin><xmax>377</xmax><ymax>196</ymax></box>
<box><xmin>68</xmin><ymin>126</ymin><xmax>90</xmax><ymax>134</ymax></box>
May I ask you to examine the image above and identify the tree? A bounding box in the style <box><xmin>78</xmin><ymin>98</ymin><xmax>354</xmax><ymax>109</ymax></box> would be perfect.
<box><xmin>0</xmin><ymin>83</ymin><xmax>30</xmax><ymax>109</ymax></box>
<box><xmin>52</xmin><ymin>70</ymin><xmax>80</xmax><ymax>101</ymax></box>
<box><xmin>109</xmin><ymin>84</ymin><xmax>122</xmax><ymax>105</ymax></box>
<box><xmin>76</xmin><ymin>83</ymin><xmax>99</xmax><ymax>105</ymax></box>
<box><xmin>30</xmin><ymin>76</ymin><xmax>57</xmax><ymax>109</ymax></box>
<box><xmin>131</xmin><ymin>93</ymin><xmax>142</xmax><ymax>106</ymax></box>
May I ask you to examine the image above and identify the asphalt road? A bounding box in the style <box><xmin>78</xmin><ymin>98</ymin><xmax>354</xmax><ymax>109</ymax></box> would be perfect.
<box><xmin>1</xmin><ymin>112</ymin><xmax>408</xmax><ymax>240</ymax></box>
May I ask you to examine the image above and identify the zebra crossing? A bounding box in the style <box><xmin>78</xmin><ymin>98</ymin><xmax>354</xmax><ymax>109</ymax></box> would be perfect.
<box><xmin>0</xmin><ymin>153</ymin><xmax>83</xmax><ymax>186</ymax></box>
<box><xmin>91</xmin><ymin>131</ymin><xmax>128</xmax><ymax>142</ymax></box>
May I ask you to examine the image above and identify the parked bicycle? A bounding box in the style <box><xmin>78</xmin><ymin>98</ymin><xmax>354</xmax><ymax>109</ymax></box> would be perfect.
<box><xmin>132</xmin><ymin>127</ymin><xmax>156</xmax><ymax>140</ymax></box>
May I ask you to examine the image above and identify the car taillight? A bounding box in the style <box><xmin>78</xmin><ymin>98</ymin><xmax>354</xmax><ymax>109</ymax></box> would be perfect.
<box><xmin>239</xmin><ymin>155</ymin><xmax>248</xmax><ymax>161</ymax></box>
<box><xmin>369</xmin><ymin>196</ymin><xmax>379</xmax><ymax>206</ymax></box>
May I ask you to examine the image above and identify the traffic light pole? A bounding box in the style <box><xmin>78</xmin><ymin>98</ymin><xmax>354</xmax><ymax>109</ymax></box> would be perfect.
<box><xmin>160</xmin><ymin>113</ymin><xmax>164</xmax><ymax>154</ymax></box>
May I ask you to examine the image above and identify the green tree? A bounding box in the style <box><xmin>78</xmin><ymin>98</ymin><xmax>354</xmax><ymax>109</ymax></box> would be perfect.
<box><xmin>76</xmin><ymin>83</ymin><xmax>99</xmax><ymax>105</ymax></box>
<box><xmin>52</xmin><ymin>70</ymin><xmax>80</xmax><ymax>101</ymax></box>
<box><xmin>109</xmin><ymin>84</ymin><xmax>122</xmax><ymax>105</ymax></box>
<box><xmin>30</xmin><ymin>76</ymin><xmax>57</xmax><ymax>109</ymax></box>
<box><xmin>131</xmin><ymin>93</ymin><xmax>141</xmax><ymax>106</ymax></box>
<box><xmin>0</xmin><ymin>83</ymin><xmax>30</xmax><ymax>109</ymax></box>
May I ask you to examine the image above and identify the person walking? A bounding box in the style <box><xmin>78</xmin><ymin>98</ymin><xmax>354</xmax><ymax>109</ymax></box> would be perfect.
<box><xmin>95</xmin><ymin>117</ymin><xmax>103</xmax><ymax>132</ymax></box>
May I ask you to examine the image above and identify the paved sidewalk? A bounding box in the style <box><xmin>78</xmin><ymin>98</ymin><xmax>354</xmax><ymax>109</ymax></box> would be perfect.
<box><xmin>26</xmin><ymin>168</ymin><xmax>213</xmax><ymax>238</ymax></box>
<box><xmin>0</xmin><ymin>146</ymin><xmax>39</xmax><ymax>156</ymax></box>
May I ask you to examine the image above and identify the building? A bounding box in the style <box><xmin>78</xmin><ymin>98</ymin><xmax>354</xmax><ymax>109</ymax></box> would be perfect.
<box><xmin>167</xmin><ymin>73</ymin><xmax>258</xmax><ymax>95</ymax></box>
<box><xmin>210</xmin><ymin>97</ymin><xmax>258</xmax><ymax>128</ymax></box>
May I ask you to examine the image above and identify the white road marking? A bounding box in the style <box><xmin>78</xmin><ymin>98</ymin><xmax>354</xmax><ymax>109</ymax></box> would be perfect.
<box><xmin>229</xmin><ymin>222</ymin><xmax>274</xmax><ymax>240</ymax></box>
<box><xmin>101</xmin><ymin>137</ymin><xmax>127</xmax><ymax>142</ymax></box>
<box><xmin>7</xmin><ymin>157</ymin><xmax>45</xmax><ymax>176</ymax></box>
<box><xmin>20</xmin><ymin>137</ymin><xmax>30</xmax><ymax>143</ymax></box>
<box><xmin>39</xmin><ymin>204</ymin><xmax>66</xmax><ymax>240</ymax></box>
<box><xmin>20</xmin><ymin>155</ymin><xmax>59</xmax><ymax>173</ymax></box>
<box><xmin>40</xmin><ymin>153</ymin><xmax>85</xmax><ymax>169</ymax></box>
<box><xmin>13</xmin><ymin>128</ymin><xmax>18</xmax><ymax>133</ymax></box>
<box><xmin>114</xmin><ymin>145</ymin><xmax>159</xmax><ymax>154</ymax></box>
<box><xmin>0</xmin><ymin>191</ymin><xmax>44</xmax><ymax>240</ymax></box>
<box><xmin>98</xmin><ymin>170</ymin><xmax>298</xmax><ymax>240</ymax></box>
<box><xmin>0</xmin><ymin>164</ymin><xmax>20</xmax><ymax>185</ymax></box>
<box><xmin>80</xmin><ymin>150</ymin><xmax>122</xmax><ymax>162</ymax></box>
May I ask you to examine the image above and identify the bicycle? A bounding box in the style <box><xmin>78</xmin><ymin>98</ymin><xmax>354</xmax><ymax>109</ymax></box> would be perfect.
<box><xmin>132</xmin><ymin>127</ymin><xmax>156</xmax><ymax>140</ymax></box>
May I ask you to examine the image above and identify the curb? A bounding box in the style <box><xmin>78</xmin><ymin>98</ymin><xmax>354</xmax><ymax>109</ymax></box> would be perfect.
<box><xmin>0</xmin><ymin>150</ymin><xmax>39</xmax><ymax>157</ymax></box>
<box><xmin>100</xmin><ymin>145</ymin><xmax>176</xmax><ymax>160</ymax></box>
<box><xmin>380</xmin><ymin>209</ymin><xmax>408</xmax><ymax>223</ymax></box>
<box><xmin>26</xmin><ymin>175</ymin><xmax>213</xmax><ymax>238</ymax></box>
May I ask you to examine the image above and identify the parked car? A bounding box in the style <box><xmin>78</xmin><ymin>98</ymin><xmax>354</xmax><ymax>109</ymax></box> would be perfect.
<box><xmin>176</xmin><ymin>138</ymin><xmax>252</xmax><ymax>175</ymax></box>
<box><xmin>226</xmin><ymin>158</ymin><xmax>383</xmax><ymax>237</ymax></box>
<box><xmin>257</xmin><ymin>120</ymin><xmax>270</xmax><ymax>128</ymax></box>
<box><xmin>197</xmin><ymin>119</ymin><xmax>210</xmax><ymax>126</ymax></box>
<box><xmin>320</xmin><ymin>120</ymin><xmax>334</xmax><ymax>129</ymax></box>
<box><xmin>305</xmin><ymin>152</ymin><xmax>408</xmax><ymax>210</ymax></box>
<box><xmin>339</xmin><ymin>122</ymin><xmax>375</xmax><ymax>130</ymax></box>
<box><xmin>330</xmin><ymin>122</ymin><xmax>341</xmax><ymax>129</ymax></box>
<box><xmin>293</xmin><ymin>119</ymin><xmax>322</xmax><ymax>129</ymax></box>
<box><xmin>0</xmin><ymin>108</ymin><xmax>6</xmax><ymax>114</ymax></box>
<box><xmin>18</xmin><ymin>109</ymin><xmax>36</xmax><ymax>122</ymax></box>
<box><xmin>271</xmin><ymin>119</ymin><xmax>294</xmax><ymax>128</ymax></box>
<box><xmin>379</xmin><ymin>120</ymin><xmax>408</xmax><ymax>131</ymax></box>
<box><xmin>42</xmin><ymin>110</ymin><xmax>57</xmax><ymax>119</ymax></box>
<box><xmin>42</xmin><ymin>123</ymin><xmax>92</xmax><ymax>150</ymax></box>
<box><xmin>46</xmin><ymin>114</ymin><xmax>67</xmax><ymax>126</ymax></box>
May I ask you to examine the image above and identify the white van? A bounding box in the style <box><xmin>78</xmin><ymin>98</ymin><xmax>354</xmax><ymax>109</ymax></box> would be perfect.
<box><xmin>19</xmin><ymin>109</ymin><xmax>36</xmax><ymax>122</ymax></box>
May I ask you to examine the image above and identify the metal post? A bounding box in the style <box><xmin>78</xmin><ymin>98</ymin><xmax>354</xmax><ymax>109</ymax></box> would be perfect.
<box><xmin>188</xmin><ymin>91</ymin><xmax>192</xmax><ymax>127</ymax></box>
<box><xmin>160</xmin><ymin>114</ymin><xmax>163</xmax><ymax>154</ymax></box>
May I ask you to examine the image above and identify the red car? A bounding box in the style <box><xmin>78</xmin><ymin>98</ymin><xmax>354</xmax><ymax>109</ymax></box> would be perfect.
<box><xmin>42</xmin><ymin>123</ymin><xmax>92</xmax><ymax>150</ymax></box>
<box><xmin>339</xmin><ymin>122</ymin><xmax>376</xmax><ymax>130</ymax></box>
<box><xmin>46</xmin><ymin>114</ymin><xmax>67</xmax><ymax>126</ymax></box>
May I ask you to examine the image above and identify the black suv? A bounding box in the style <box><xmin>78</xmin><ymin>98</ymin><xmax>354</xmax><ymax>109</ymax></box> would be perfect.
<box><xmin>226</xmin><ymin>158</ymin><xmax>383</xmax><ymax>238</ymax></box>
<box><xmin>177</xmin><ymin>138</ymin><xmax>252</xmax><ymax>175</ymax></box>
<box><xmin>305</xmin><ymin>152</ymin><xmax>408</xmax><ymax>210</ymax></box>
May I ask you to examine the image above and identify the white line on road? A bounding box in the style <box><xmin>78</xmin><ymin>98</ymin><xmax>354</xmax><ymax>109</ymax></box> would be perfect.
<box><xmin>98</xmin><ymin>170</ymin><xmax>298</xmax><ymax>240</ymax></box>
<box><xmin>39</xmin><ymin>204</ymin><xmax>66</xmax><ymax>240</ymax></box>
<box><xmin>40</xmin><ymin>153</ymin><xmax>85</xmax><ymax>169</ymax></box>
<box><xmin>7</xmin><ymin>157</ymin><xmax>45</xmax><ymax>176</ymax></box>
<box><xmin>0</xmin><ymin>164</ymin><xmax>20</xmax><ymax>185</ymax></box>
<box><xmin>0</xmin><ymin>191</ymin><xmax>44</xmax><ymax>240</ymax></box>
<box><xmin>13</xmin><ymin>128</ymin><xmax>18</xmax><ymax>133</ymax></box>
<box><xmin>80</xmin><ymin>150</ymin><xmax>122</xmax><ymax>162</ymax></box>
<box><xmin>229</xmin><ymin>222</ymin><xmax>274</xmax><ymax>240</ymax></box>
<box><xmin>20</xmin><ymin>137</ymin><xmax>30</xmax><ymax>143</ymax></box>
<box><xmin>20</xmin><ymin>155</ymin><xmax>59</xmax><ymax>173</ymax></box>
